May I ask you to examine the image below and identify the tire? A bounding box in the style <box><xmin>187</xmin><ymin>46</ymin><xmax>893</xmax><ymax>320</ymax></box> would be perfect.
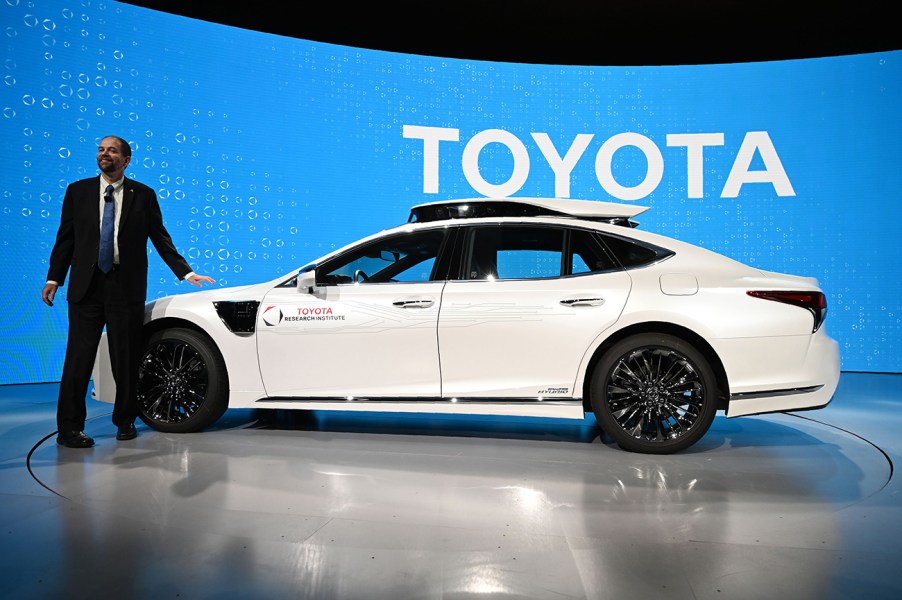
<box><xmin>590</xmin><ymin>333</ymin><xmax>718</xmax><ymax>454</ymax></box>
<box><xmin>137</xmin><ymin>327</ymin><xmax>229</xmax><ymax>433</ymax></box>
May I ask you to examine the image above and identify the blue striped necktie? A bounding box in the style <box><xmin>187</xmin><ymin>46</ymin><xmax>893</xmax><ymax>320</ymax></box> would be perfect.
<box><xmin>98</xmin><ymin>184</ymin><xmax>115</xmax><ymax>273</ymax></box>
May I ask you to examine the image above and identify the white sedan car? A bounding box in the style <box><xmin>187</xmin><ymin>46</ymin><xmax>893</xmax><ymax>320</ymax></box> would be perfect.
<box><xmin>93</xmin><ymin>197</ymin><xmax>840</xmax><ymax>454</ymax></box>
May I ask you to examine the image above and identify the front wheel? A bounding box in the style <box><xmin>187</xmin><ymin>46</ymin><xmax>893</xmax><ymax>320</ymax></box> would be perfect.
<box><xmin>137</xmin><ymin>327</ymin><xmax>229</xmax><ymax>433</ymax></box>
<box><xmin>590</xmin><ymin>333</ymin><xmax>718</xmax><ymax>454</ymax></box>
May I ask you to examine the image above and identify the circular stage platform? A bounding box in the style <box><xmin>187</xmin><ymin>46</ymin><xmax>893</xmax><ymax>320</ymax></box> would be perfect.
<box><xmin>12</xmin><ymin>377</ymin><xmax>898</xmax><ymax>600</ymax></box>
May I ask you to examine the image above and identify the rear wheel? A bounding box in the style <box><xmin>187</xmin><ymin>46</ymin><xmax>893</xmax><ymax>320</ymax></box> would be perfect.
<box><xmin>590</xmin><ymin>333</ymin><xmax>718</xmax><ymax>454</ymax></box>
<box><xmin>137</xmin><ymin>327</ymin><xmax>228</xmax><ymax>433</ymax></box>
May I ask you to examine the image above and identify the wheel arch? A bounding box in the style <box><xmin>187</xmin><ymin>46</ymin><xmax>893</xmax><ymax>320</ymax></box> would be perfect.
<box><xmin>143</xmin><ymin>316</ymin><xmax>218</xmax><ymax>347</ymax></box>
<box><xmin>581</xmin><ymin>321</ymin><xmax>730</xmax><ymax>412</ymax></box>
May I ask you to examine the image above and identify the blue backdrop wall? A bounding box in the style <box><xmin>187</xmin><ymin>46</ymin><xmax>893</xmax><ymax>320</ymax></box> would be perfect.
<box><xmin>1</xmin><ymin>0</ymin><xmax>900</xmax><ymax>384</ymax></box>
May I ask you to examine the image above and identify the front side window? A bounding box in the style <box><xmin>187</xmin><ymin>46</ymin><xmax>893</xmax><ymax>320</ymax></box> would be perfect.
<box><xmin>318</xmin><ymin>229</ymin><xmax>447</xmax><ymax>284</ymax></box>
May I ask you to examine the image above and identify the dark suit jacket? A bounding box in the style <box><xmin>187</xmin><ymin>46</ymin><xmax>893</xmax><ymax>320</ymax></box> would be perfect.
<box><xmin>47</xmin><ymin>176</ymin><xmax>192</xmax><ymax>303</ymax></box>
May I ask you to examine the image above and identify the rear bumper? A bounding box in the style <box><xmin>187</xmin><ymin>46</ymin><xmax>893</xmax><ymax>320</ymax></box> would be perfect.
<box><xmin>725</xmin><ymin>334</ymin><xmax>841</xmax><ymax>417</ymax></box>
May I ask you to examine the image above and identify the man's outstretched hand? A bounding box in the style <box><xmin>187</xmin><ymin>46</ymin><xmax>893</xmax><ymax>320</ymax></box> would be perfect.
<box><xmin>186</xmin><ymin>274</ymin><xmax>215</xmax><ymax>287</ymax></box>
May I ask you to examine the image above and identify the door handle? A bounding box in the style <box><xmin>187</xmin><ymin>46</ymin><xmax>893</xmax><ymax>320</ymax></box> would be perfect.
<box><xmin>560</xmin><ymin>297</ymin><xmax>605</xmax><ymax>307</ymax></box>
<box><xmin>392</xmin><ymin>298</ymin><xmax>435</xmax><ymax>308</ymax></box>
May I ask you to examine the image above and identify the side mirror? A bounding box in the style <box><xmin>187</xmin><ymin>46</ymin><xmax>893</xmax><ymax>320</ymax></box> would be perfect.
<box><xmin>297</xmin><ymin>267</ymin><xmax>316</xmax><ymax>293</ymax></box>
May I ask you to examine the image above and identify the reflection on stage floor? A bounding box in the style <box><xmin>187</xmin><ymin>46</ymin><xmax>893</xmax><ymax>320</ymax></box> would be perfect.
<box><xmin>0</xmin><ymin>372</ymin><xmax>899</xmax><ymax>599</ymax></box>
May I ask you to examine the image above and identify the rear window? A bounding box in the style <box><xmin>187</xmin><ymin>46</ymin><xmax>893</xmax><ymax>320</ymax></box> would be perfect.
<box><xmin>599</xmin><ymin>233</ymin><xmax>673</xmax><ymax>268</ymax></box>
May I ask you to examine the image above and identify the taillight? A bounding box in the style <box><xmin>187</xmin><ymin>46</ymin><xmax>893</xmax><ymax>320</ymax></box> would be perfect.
<box><xmin>747</xmin><ymin>290</ymin><xmax>827</xmax><ymax>332</ymax></box>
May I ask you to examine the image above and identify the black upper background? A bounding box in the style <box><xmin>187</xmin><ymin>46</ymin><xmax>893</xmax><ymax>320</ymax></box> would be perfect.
<box><xmin>117</xmin><ymin>1</ymin><xmax>899</xmax><ymax>66</ymax></box>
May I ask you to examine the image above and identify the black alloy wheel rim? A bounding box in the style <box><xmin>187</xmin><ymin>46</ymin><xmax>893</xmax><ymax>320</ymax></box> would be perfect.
<box><xmin>605</xmin><ymin>346</ymin><xmax>705</xmax><ymax>443</ymax></box>
<box><xmin>137</xmin><ymin>339</ymin><xmax>209</xmax><ymax>424</ymax></box>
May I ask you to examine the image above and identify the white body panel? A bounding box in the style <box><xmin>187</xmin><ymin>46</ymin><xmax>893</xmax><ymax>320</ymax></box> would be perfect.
<box><xmin>257</xmin><ymin>281</ymin><xmax>443</xmax><ymax>397</ymax></box>
<box><xmin>148</xmin><ymin>288</ymin><xmax>268</xmax><ymax>398</ymax></box>
<box><xmin>93</xmin><ymin>283</ymin><xmax>271</xmax><ymax>406</ymax></box>
<box><xmin>438</xmin><ymin>272</ymin><xmax>630</xmax><ymax>398</ymax></box>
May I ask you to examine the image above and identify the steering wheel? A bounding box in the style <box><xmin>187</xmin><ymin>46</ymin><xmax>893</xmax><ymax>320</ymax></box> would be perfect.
<box><xmin>353</xmin><ymin>269</ymin><xmax>369</xmax><ymax>282</ymax></box>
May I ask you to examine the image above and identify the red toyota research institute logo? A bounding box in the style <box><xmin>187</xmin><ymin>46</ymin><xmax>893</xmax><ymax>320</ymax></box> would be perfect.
<box><xmin>261</xmin><ymin>306</ymin><xmax>283</xmax><ymax>326</ymax></box>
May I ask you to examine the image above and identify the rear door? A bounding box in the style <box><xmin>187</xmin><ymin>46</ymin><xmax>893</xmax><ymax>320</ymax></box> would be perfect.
<box><xmin>437</xmin><ymin>224</ymin><xmax>631</xmax><ymax>398</ymax></box>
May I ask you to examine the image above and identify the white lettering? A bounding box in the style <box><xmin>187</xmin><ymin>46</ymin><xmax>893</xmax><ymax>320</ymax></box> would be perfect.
<box><xmin>531</xmin><ymin>133</ymin><xmax>594</xmax><ymax>198</ymax></box>
<box><xmin>722</xmin><ymin>131</ymin><xmax>795</xmax><ymax>198</ymax></box>
<box><xmin>461</xmin><ymin>129</ymin><xmax>530</xmax><ymax>197</ymax></box>
<box><xmin>402</xmin><ymin>125</ymin><xmax>460</xmax><ymax>194</ymax></box>
<box><xmin>666</xmin><ymin>133</ymin><xmax>725</xmax><ymax>198</ymax></box>
<box><xmin>403</xmin><ymin>125</ymin><xmax>795</xmax><ymax>200</ymax></box>
<box><xmin>595</xmin><ymin>132</ymin><xmax>664</xmax><ymax>201</ymax></box>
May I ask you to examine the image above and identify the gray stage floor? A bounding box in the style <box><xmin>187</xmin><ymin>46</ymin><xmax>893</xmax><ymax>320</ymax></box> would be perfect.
<box><xmin>0</xmin><ymin>372</ymin><xmax>899</xmax><ymax>600</ymax></box>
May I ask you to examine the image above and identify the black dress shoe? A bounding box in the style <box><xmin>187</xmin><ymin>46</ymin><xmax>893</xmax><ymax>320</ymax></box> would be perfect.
<box><xmin>57</xmin><ymin>430</ymin><xmax>95</xmax><ymax>448</ymax></box>
<box><xmin>116</xmin><ymin>423</ymin><xmax>138</xmax><ymax>441</ymax></box>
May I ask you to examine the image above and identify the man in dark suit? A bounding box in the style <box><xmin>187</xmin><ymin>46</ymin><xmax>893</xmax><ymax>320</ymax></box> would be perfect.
<box><xmin>41</xmin><ymin>135</ymin><xmax>215</xmax><ymax>448</ymax></box>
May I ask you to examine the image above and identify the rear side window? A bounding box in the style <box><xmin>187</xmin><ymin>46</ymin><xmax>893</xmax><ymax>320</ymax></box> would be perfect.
<box><xmin>599</xmin><ymin>233</ymin><xmax>673</xmax><ymax>268</ymax></box>
<box><xmin>460</xmin><ymin>225</ymin><xmax>621</xmax><ymax>281</ymax></box>
<box><xmin>571</xmin><ymin>228</ymin><xmax>619</xmax><ymax>274</ymax></box>
<box><xmin>465</xmin><ymin>226</ymin><xmax>561</xmax><ymax>280</ymax></box>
